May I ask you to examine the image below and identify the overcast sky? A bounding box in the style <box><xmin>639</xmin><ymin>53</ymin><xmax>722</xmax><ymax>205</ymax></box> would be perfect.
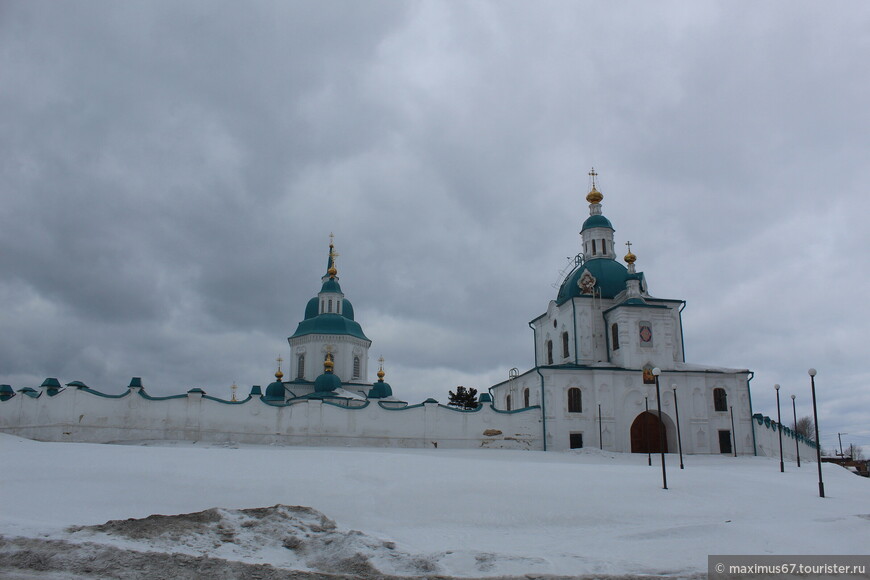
<box><xmin>2</xmin><ymin>1</ymin><xmax>868</xmax><ymax>452</ymax></box>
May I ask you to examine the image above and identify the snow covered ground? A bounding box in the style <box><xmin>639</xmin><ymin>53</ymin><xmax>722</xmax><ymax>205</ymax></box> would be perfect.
<box><xmin>1</xmin><ymin>434</ymin><xmax>868</xmax><ymax>578</ymax></box>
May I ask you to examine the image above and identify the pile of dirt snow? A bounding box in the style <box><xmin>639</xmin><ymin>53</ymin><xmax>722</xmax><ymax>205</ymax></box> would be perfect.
<box><xmin>64</xmin><ymin>504</ymin><xmax>440</xmax><ymax>577</ymax></box>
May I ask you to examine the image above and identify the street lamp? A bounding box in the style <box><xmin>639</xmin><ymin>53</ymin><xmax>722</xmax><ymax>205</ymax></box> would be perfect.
<box><xmin>652</xmin><ymin>367</ymin><xmax>667</xmax><ymax>490</ymax></box>
<box><xmin>809</xmin><ymin>368</ymin><xmax>824</xmax><ymax>498</ymax></box>
<box><xmin>645</xmin><ymin>396</ymin><xmax>651</xmax><ymax>466</ymax></box>
<box><xmin>791</xmin><ymin>394</ymin><xmax>800</xmax><ymax>467</ymax></box>
<box><xmin>672</xmin><ymin>384</ymin><xmax>684</xmax><ymax>469</ymax></box>
<box><xmin>775</xmin><ymin>384</ymin><xmax>784</xmax><ymax>473</ymax></box>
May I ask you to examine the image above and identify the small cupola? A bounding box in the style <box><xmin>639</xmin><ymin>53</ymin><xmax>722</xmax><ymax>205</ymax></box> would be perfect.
<box><xmin>314</xmin><ymin>351</ymin><xmax>342</xmax><ymax>392</ymax></box>
<box><xmin>580</xmin><ymin>168</ymin><xmax>616</xmax><ymax>260</ymax></box>
<box><xmin>368</xmin><ymin>357</ymin><xmax>393</xmax><ymax>399</ymax></box>
<box><xmin>263</xmin><ymin>356</ymin><xmax>287</xmax><ymax>401</ymax></box>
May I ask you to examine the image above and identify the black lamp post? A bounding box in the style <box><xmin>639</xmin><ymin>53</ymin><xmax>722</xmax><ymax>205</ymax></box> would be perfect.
<box><xmin>645</xmin><ymin>396</ymin><xmax>651</xmax><ymax>466</ymax></box>
<box><xmin>672</xmin><ymin>384</ymin><xmax>684</xmax><ymax>469</ymax></box>
<box><xmin>791</xmin><ymin>394</ymin><xmax>800</xmax><ymax>467</ymax></box>
<box><xmin>775</xmin><ymin>384</ymin><xmax>784</xmax><ymax>473</ymax></box>
<box><xmin>809</xmin><ymin>368</ymin><xmax>824</xmax><ymax>498</ymax></box>
<box><xmin>652</xmin><ymin>367</ymin><xmax>668</xmax><ymax>490</ymax></box>
<box><xmin>729</xmin><ymin>405</ymin><xmax>737</xmax><ymax>457</ymax></box>
<box><xmin>598</xmin><ymin>403</ymin><xmax>603</xmax><ymax>450</ymax></box>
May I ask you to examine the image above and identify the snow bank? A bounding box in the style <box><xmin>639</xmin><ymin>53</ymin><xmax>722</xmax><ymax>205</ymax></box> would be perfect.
<box><xmin>1</xmin><ymin>434</ymin><xmax>867</xmax><ymax>578</ymax></box>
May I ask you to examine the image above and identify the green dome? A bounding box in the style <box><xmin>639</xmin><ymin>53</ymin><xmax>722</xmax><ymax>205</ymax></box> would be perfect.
<box><xmin>314</xmin><ymin>371</ymin><xmax>342</xmax><ymax>392</ymax></box>
<box><xmin>290</xmin><ymin>313</ymin><xmax>369</xmax><ymax>341</ymax></box>
<box><xmin>557</xmin><ymin>258</ymin><xmax>629</xmax><ymax>302</ymax></box>
<box><xmin>264</xmin><ymin>381</ymin><xmax>285</xmax><ymax>401</ymax></box>
<box><xmin>320</xmin><ymin>278</ymin><xmax>343</xmax><ymax>294</ymax></box>
<box><xmin>304</xmin><ymin>297</ymin><xmax>319</xmax><ymax>319</ymax></box>
<box><xmin>581</xmin><ymin>214</ymin><xmax>613</xmax><ymax>231</ymax></box>
<box><xmin>342</xmin><ymin>299</ymin><xmax>355</xmax><ymax>320</ymax></box>
<box><xmin>368</xmin><ymin>380</ymin><xmax>393</xmax><ymax>399</ymax></box>
<box><xmin>304</xmin><ymin>297</ymin><xmax>355</xmax><ymax>321</ymax></box>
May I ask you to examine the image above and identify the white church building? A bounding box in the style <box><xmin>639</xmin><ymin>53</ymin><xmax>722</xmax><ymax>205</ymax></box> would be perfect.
<box><xmin>0</xmin><ymin>172</ymin><xmax>816</xmax><ymax>460</ymax></box>
<box><xmin>490</xmin><ymin>172</ymin><xmax>755</xmax><ymax>453</ymax></box>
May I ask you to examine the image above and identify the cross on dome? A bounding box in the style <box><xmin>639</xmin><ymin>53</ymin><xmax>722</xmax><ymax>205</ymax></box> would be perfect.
<box><xmin>586</xmin><ymin>167</ymin><xmax>603</xmax><ymax>204</ymax></box>
<box><xmin>275</xmin><ymin>355</ymin><xmax>284</xmax><ymax>380</ymax></box>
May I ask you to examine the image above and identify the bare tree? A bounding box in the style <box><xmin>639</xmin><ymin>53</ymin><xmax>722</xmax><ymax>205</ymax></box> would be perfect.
<box><xmin>792</xmin><ymin>415</ymin><xmax>814</xmax><ymax>439</ymax></box>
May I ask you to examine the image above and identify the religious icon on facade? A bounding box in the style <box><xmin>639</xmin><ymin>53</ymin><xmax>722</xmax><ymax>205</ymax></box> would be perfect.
<box><xmin>578</xmin><ymin>270</ymin><xmax>596</xmax><ymax>295</ymax></box>
<box><xmin>642</xmin><ymin>365</ymin><xmax>655</xmax><ymax>384</ymax></box>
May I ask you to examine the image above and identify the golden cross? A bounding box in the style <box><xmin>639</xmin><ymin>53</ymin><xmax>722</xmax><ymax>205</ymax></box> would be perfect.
<box><xmin>276</xmin><ymin>355</ymin><xmax>283</xmax><ymax>371</ymax></box>
<box><xmin>588</xmin><ymin>167</ymin><xmax>598</xmax><ymax>188</ymax></box>
<box><xmin>625</xmin><ymin>240</ymin><xmax>632</xmax><ymax>253</ymax></box>
<box><xmin>378</xmin><ymin>356</ymin><xmax>385</xmax><ymax>371</ymax></box>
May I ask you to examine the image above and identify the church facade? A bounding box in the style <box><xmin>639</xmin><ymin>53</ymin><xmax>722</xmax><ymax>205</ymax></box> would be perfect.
<box><xmin>0</xmin><ymin>173</ymin><xmax>817</xmax><ymax>459</ymax></box>
<box><xmin>490</xmin><ymin>173</ymin><xmax>755</xmax><ymax>453</ymax></box>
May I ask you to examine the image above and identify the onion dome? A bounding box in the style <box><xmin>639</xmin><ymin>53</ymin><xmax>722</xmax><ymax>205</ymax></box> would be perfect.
<box><xmin>314</xmin><ymin>354</ymin><xmax>342</xmax><ymax>392</ymax></box>
<box><xmin>581</xmin><ymin>214</ymin><xmax>614</xmax><ymax>231</ymax></box>
<box><xmin>314</xmin><ymin>371</ymin><xmax>342</xmax><ymax>392</ymax></box>
<box><xmin>263</xmin><ymin>381</ymin><xmax>285</xmax><ymax>401</ymax></box>
<box><xmin>624</xmin><ymin>251</ymin><xmax>636</xmax><ymax>265</ymax></box>
<box><xmin>557</xmin><ymin>259</ymin><xmax>629</xmax><ymax>302</ymax></box>
<box><xmin>290</xmin><ymin>236</ymin><xmax>370</xmax><ymax>341</ymax></box>
<box><xmin>368</xmin><ymin>358</ymin><xmax>393</xmax><ymax>399</ymax></box>
<box><xmin>586</xmin><ymin>185</ymin><xmax>603</xmax><ymax>204</ymax></box>
<box><xmin>264</xmin><ymin>357</ymin><xmax>286</xmax><ymax>401</ymax></box>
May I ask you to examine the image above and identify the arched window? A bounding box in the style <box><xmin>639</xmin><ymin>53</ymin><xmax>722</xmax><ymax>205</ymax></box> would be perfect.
<box><xmin>546</xmin><ymin>340</ymin><xmax>553</xmax><ymax>365</ymax></box>
<box><xmin>713</xmin><ymin>388</ymin><xmax>728</xmax><ymax>412</ymax></box>
<box><xmin>562</xmin><ymin>332</ymin><xmax>570</xmax><ymax>359</ymax></box>
<box><xmin>611</xmin><ymin>323</ymin><xmax>619</xmax><ymax>350</ymax></box>
<box><xmin>523</xmin><ymin>388</ymin><xmax>530</xmax><ymax>408</ymax></box>
<box><xmin>328</xmin><ymin>299</ymin><xmax>333</xmax><ymax>313</ymax></box>
<box><xmin>352</xmin><ymin>356</ymin><xmax>361</xmax><ymax>379</ymax></box>
<box><xmin>568</xmin><ymin>388</ymin><xmax>582</xmax><ymax>413</ymax></box>
<box><xmin>297</xmin><ymin>354</ymin><xmax>305</xmax><ymax>380</ymax></box>
<box><xmin>506</xmin><ymin>394</ymin><xmax>512</xmax><ymax>411</ymax></box>
<box><xmin>592</xmin><ymin>240</ymin><xmax>597</xmax><ymax>255</ymax></box>
<box><xmin>602</xmin><ymin>239</ymin><xmax>607</xmax><ymax>254</ymax></box>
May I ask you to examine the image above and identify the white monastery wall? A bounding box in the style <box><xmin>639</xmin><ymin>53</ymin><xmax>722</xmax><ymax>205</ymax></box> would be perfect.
<box><xmin>0</xmin><ymin>386</ymin><xmax>543</xmax><ymax>450</ymax></box>
<box><xmin>751</xmin><ymin>412</ymin><xmax>819</xmax><ymax>462</ymax></box>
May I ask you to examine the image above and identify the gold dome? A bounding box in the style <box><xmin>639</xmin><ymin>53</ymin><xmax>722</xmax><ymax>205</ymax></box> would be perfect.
<box><xmin>324</xmin><ymin>358</ymin><xmax>334</xmax><ymax>372</ymax></box>
<box><xmin>586</xmin><ymin>186</ymin><xmax>603</xmax><ymax>204</ymax></box>
<box><xmin>377</xmin><ymin>368</ymin><xmax>385</xmax><ymax>381</ymax></box>
<box><xmin>275</xmin><ymin>369</ymin><xmax>284</xmax><ymax>380</ymax></box>
<box><xmin>624</xmin><ymin>251</ymin><xmax>636</xmax><ymax>264</ymax></box>
<box><xmin>327</xmin><ymin>265</ymin><xmax>337</xmax><ymax>278</ymax></box>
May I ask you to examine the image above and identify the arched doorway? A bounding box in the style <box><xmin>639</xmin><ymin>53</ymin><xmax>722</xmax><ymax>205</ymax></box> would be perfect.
<box><xmin>630</xmin><ymin>411</ymin><xmax>669</xmax><ymax>453</ymax></box>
